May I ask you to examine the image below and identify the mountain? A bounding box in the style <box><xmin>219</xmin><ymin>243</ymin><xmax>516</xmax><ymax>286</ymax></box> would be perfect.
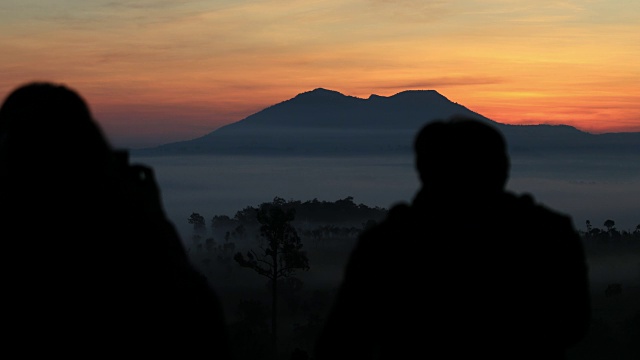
<box><xmin>132</xmin><ymin>88</ymin><xmax>640</xmax><ymax>157</ymax></box>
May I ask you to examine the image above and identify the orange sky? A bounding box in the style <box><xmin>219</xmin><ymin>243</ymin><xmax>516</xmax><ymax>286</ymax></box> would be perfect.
<box><xmin>1</xmin><ymin>0</ymin><xmax>638</xmax><ymax>148</ymax></box>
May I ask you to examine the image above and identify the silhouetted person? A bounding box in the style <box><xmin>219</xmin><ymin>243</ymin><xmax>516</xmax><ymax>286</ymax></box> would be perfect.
<box><xmin>314</xmin><ymin>116</ymin><xmax>591</xmax><ymax>360</ymax></box>
<box><xmin>0</xmin><ymin>82</ymin><xmax>232</xmax><ymax>358</ymax></box>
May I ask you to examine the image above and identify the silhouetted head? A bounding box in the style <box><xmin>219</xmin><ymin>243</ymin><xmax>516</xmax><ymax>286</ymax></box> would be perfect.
<box><xmin>414</xmin><ymin>116</ymin><xmax>510</xmax><ymax>196</ymax></box>
<box><xmin>0</xmin><ymin>82</ymin><xmax>113</xmax><ymax>173</ymax></box>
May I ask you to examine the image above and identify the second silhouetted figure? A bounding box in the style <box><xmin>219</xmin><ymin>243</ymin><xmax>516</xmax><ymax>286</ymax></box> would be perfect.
<box><xmin>314</xmin><ymin>116</ymin><xmax>591</xmax><ymax>360</ymax></box>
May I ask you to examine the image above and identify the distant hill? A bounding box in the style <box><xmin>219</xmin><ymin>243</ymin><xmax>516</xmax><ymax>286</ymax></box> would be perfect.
<box><xmin>132</xmin><ymin>88</ymin><xmax>640</xmax><ymax>157</ymax></box>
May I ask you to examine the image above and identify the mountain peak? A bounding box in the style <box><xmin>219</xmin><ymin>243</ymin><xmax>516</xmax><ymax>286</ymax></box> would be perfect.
<box><xmin>293</xmin><ymin>88</ymin><xmax>449</xmax><ymax>102</ymax></box>
<box><xmin>367</xmin><ymin>94</ymin><xmax>386</xmax><ymax>100</ymax></box>
<box><xmin>366</xmin><ymin>89</ymin><xmax>449</xmax><ymax>102</ymax></box>
<box><xmin>391</xmin><ymin>89</ymin><xmax>448</xmax><ymax>100</ymax></box>
<box><xmin>294</xmin><ymin>88</ymin><xmax>345</xmax><ymax>99</ymax></box>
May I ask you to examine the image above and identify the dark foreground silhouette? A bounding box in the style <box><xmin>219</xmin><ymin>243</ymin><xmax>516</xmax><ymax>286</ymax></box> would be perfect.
<box><xmin>0</xmin><ymin>82</ymin><xmax>232</xmax><ymax>357</ymax></box>
<box><xmin>314</xmin><ymin>116</ymin><xmax>592</xmax><ymax>360</ymax></box>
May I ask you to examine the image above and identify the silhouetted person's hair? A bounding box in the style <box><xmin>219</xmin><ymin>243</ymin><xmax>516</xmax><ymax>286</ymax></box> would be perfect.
<box><xmin>413</xmin><ymin>116</ymin><xmax>509</xmax><ymax>194</ymax></box>
<box><xmin>0</xmin><ymin>82</ymin><xmax>112</xmax><ymax>170</ymax></box>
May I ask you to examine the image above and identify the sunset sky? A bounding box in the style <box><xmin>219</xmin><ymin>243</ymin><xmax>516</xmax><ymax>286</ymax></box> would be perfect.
<box><xmin>1</xmin><ymin>0</ymin><xmax>639</xmax><ymax>148</ymax></box>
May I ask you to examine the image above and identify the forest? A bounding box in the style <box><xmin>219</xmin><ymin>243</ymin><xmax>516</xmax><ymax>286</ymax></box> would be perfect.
<box><xmin>185</xmin><ymin>196</ymin><xmax>640</xmax><ymax>360</ymax></box>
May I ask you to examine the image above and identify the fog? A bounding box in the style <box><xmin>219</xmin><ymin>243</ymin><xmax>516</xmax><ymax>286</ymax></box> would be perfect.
<box><xmin>130</xmin><ymin>153</ymin><xmax>640</xmax><ymax>244</ymax></box>
<box><xmin>129</xmin><ymin>153</ymin><xmax>639</xmax><ymax>360</ymax></box>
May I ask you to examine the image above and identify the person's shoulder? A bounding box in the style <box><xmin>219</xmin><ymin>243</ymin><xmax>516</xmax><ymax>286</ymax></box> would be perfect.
<box><xmin>349</xmin><ymin>202</ymin><xmax>414</xmax><ymax>265</ymax></box>
<box><xmin>503</xmin><ymin>191</ymin><xmax>574</xmax><ymax>224</ymax></box>
<box><xmin>358</xmin><ymin>202</ymin><xmax>412</xmax><ymax>239</ymax></box>
<box><xmin>379</xmin><ymin>201</ymin><xmax>418</xmax><ymax>228</ymax></box>
<box><xmin>388</xmin><ymin>202</ymin><xmax>413</xmax><ymax>219</ymax></box>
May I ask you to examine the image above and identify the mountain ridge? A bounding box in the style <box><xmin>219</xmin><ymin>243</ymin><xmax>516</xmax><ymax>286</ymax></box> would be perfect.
<box><xmin>132</xmin><ymin>88</ymin><xmax>639</xmax><ymax>157</ymax></box>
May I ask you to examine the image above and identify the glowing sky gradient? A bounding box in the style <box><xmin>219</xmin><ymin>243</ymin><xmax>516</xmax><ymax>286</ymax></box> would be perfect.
<box><xmin>1</xmin><ymin>0</ymin><xmax>639</xmax><ymax>148</ymax></box>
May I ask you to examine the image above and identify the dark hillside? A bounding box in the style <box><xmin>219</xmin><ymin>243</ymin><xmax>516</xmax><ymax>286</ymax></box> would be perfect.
<box><xmin>132</xmin><ymin>88</ymin><xmax>640</xmax><ymax>158</ymax></box>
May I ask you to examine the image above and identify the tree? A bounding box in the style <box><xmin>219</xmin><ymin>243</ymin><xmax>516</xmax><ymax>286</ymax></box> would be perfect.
<box><xmin>188</xmin><ymin>212</ymin><xmax>207</xmax><ymax>249</ymax></box>
<box><xmin>234</xmin><ymin>197</ymin><xmax>310</xmax><ymax>360</ymax></box>
<box><xmin>603</xmin><ymin>219</ymin><xmax>622</xmax><ymax>241</ymax></box>
<box><xmin>188</xmin><ymin>212</ymin><xmax>206</xmax><ymax>232</ymax></box>
<box><xmin>604</xmin><ymin>219</ymin><xmax>616</xmax><ymax>232</ymax></box>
